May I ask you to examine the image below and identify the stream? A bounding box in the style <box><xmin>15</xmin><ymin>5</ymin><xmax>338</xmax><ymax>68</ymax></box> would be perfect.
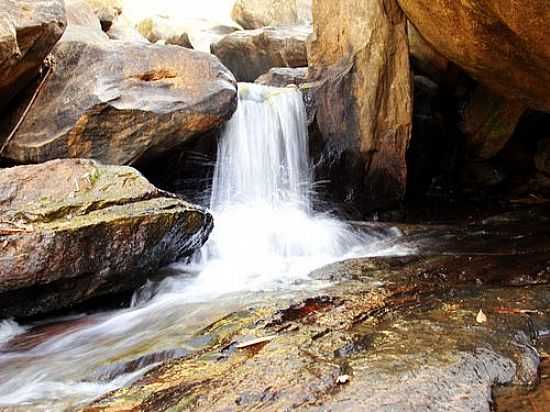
<box><xmin>0</xmin><ymin>84</ymin><xmax>408</xmax><ymax>410</ymax></box>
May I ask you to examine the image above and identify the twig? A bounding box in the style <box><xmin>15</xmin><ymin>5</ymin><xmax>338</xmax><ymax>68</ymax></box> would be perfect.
<box><xmin>0</xmin><ymin>55</ymin><xmax>55</xmax><ymax>155</ymax></box>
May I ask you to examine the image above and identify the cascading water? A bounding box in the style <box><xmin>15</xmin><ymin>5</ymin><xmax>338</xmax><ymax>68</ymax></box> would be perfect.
<box><xmin>0</xmin><ymin>83</ymin><xmax>404</xmax><ymax>410</ymax></box>
<box><xmin>180</xmin><ymin>83</ymin><xmax>369</xmax><ymax>299</ymax></box>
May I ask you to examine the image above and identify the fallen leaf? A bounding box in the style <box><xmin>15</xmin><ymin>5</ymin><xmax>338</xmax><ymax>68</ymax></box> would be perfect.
<box><xmin>476</xmin><ymin>309</ymin><xmax>487</xmax><ymax>324</ymax></box>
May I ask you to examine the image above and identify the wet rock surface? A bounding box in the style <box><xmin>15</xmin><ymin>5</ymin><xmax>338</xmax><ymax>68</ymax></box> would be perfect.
<box><xmin>0</xmin><ymin>159</ymin><xmax>213</xmax><ymax>318</ymax></box>
<box><xmin>0</xmin><ymin>2</ymin><xmax>237</xmax><ymax>165</ymax></box>
<box><xmin>83</xmin><ymin>212</ymin><xmax>550</xmax><ymax>411</ymax></box>
<box><xmin>0</xmin><ymin>0</ymin><xmax>66</xmax><ymax>111</ymax></box>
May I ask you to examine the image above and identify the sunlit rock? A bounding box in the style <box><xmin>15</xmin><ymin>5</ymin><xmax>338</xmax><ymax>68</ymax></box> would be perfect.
<box><xmin>0</xmin><ymin>0</ymin><xmax>237</xmax><ymax>165</ymax></box>
<box><xmin>0</xmin><ymin>159</ymin><xmax>213</xmax><ymax>318</ymax></box>
<box><xmin>212</xmin><ymin>25</ymin><xmax>310</xmax><ymax>82</ymax></box>
<box><xmin>232</xmin><ymin>0</ymin><xmax>312</xmax><ymax>29</ymax></box>
<box><xmin>0</xmin><ymin>0</ymin><xmax>66</xmax><ymax>112</ymax></box>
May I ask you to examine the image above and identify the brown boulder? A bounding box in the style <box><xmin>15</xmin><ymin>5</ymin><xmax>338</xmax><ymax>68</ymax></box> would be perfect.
<box><xmin>0</xmin><ymin>0</ymin><xmax>66</xmax><ymax>112</ymax></box>
<box><xmin>0</xmin><ymin>3</ymin><xmax>237</xmax><ymax>165</ymax></box>
<box><xmin>408</xmin><ymin>22</ymin><xmax>448</xmax><ymax>81</ymax></box>
<box><xmin>136</xmin><ymin>16</ymin><xmax>193</xmax><ymax>48</ymax></box>
<box><xmin>0</xmin><ymin>159</ymin><xmax>213</xmax><ymax>318</ymax></box>
<box><xmin>212</xmin><ymin>25</ymin><xmax>310</xmax><ymax>82</ymax></box>
<box><xmin>397</xmin><ymin>0</ymin><xmax>550</xmax><ymax>111</ymax></box>
<box><xmin>232</xmin><ymin>0</ymin><xmax>312</xmax><ymax>29</ymax></box>
<box><xmin>306</xmin><ymin>0</ymin><xmax>412</xmax><ymax>212</ymax></box>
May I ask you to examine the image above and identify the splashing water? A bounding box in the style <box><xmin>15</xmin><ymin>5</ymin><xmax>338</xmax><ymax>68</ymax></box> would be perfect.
<box><xmin>0</xmin><ymin>84</ymin><xmax>406</xmax><ymax>410</ymax></box>
<box><xmin>179</xmin><ymin>83</ymin><xmax>372</xmax><ymax>300</ymax></box>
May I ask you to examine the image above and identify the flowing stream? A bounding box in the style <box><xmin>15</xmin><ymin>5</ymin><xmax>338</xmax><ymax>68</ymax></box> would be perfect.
<box><xmin>0</xmin><ymin>84</ymin><xmax>404</xmax><ymax>410</ymax></box>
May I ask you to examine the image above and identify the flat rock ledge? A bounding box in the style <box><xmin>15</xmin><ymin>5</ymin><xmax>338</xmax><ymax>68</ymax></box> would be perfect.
<box><xmin>0</xmin><ymin>159</ymin><xmax>213</xmax><ymax>318</ymax></box>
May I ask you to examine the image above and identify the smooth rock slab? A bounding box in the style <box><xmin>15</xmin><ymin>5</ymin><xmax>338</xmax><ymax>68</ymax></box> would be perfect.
<box><xmin>0</xmin><ymin>159</ymin><xmax>213</xmax><ymax>318</ymax></box>
<box><xmin>0</xmin><ymin>0</ymin><xmax>66</xmax><ymax>111</ymax></box>
<box><xmin>0</xmin><ymin>3</ymin><xmax>237</xmax><ymax>165</ymax></box>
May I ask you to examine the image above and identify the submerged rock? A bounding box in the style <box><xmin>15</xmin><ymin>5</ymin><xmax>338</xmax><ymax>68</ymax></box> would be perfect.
<box><xmin>397</xmin><ymin>0</ymin><xmax>550</xmax><ymax>111</ymax></box>
<box><xmin>0</xmin><ymin>159</ymin><xmax>213</xmax><ymax>318</ymax></box>
<box><xmin>0</xmin><ymin>0</ymin><xmax>66</xmax><ymax>112</ymax></box>
<box><xmin>212</xmin><ymin>25</ymin><xmax>310</xmax><ymax>82</ymax></box>
<box><xmin>306</xmin><ymin>0</ymin><xmax>412</xmax><ymax>212</ymax></box>
<box><xmin>0</xmin><ymin>1</ymin><xmax>237</xmax><ymax>165</ymax></box>
<box><xmin>231</xmin><ymin>0</ymin><xmax>312</xmax><ymax>29</ymax></box>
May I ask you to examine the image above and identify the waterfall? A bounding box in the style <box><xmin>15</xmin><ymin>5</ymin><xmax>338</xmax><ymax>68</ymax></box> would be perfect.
<box><xmin>0</xmin><ymin>83</ymin><xmax>405</xmax><ymax>410</ymax></box>
<box><xmin>185</xmin><ymin>83</ymin><xmax>366</xmax><ymax>298</ymax></box>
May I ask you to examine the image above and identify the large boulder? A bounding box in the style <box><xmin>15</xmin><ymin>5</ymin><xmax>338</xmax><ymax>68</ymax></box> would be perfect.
<box><xmin>0</xmin><ymin>0</ymin><xmax>66</xmax><ymax>112</ymax></box>
<box><xmin>212</xmin><ymin>25</ymin><xmax>310</xmax><ymax>82</ymax></box>
<box><xmin>0</xmin><ymin>3</ymin><xmax>237</xmax><ymax>165</ymax></box>
<box><xmin>232</xmin><ymin>0</ymin><xmax>312</xmax><ymax>29</ymax></box>
<box><xmin>0</xmin><ymin>159</ymin><xmax>213</xmax><ymax>318</ymax></box>
<box><xmin>306</xmin><ymin>0</ymin><xmax>412</xmax><ymax>212</ymax></box>
<box><xmin>397</xmin><ymin>0</ymin><xmax>550</xmax><ymax>112</ymax></box>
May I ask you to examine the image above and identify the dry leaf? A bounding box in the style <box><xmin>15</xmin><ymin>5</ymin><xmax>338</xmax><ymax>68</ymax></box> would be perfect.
<box><xmin>476</xmin><ymin>309</ymin><xmax>487</xmax><ymax>324</ymax></box>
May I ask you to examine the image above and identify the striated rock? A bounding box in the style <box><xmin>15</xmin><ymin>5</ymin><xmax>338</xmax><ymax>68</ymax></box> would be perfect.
<box><xmin>212</xmin><ymin>25</ymin><xmax>310</xmax><ymax>82</ymax></box>
<box><xmin>397</xmin><ymin>0</ymin><xmax>550</xmax><ymax>112</ymax></box>
<box><xmin>0</xmin><ymin>0</ymin><xmax>66</xmax><ymax>112</ymax></box>
<box><xmin>462</xmin><ymin>86</ymin><xmax>526</xmax><ymax>160</ymax></box>
<box><xmin>82</xmin><ymin>0</ymin><xmax>122</xmax><ymax>31</ymax></box>
<box><xmin>255</xmin><ymin>67</ymin><xmax>308</xmax><ymax>87</ymax></box>
<box><xmin>306</xmin><ymin>0</ymin><xmax>412</xmax><ymax>212</ymax></box>
<box><xmin>0</xmin><ymin>3</ymin><xmax>237</xmax><ymax>166</ymax></box>
<box><xmin>0</xmin><ymin>159</ymin><xmax>213</xmax><ymax>318</ymax></box>
<box><xmin>232</xmin><ymin>0</ymin><xmax>312</xmax><ymax>29</ymax></box>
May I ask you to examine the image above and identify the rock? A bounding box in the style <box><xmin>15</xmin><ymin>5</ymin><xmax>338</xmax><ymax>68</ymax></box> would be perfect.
<box><xmin>0</xmin><ymin>2</ymin><xmax>238</xmax><ymax>166</ymax></box>
<box><xmin>212</xmin><ymin>25</ymin><xmax>310</xmax><ymax>82</ymax></box>
<box><xmin>136</xmin><ymin>16</ymin><xmax>240</xmax><ymax>52</ymax></box>
<box><xmin>0</xmin><ymin>0</ymin><xmax>66</xmax><ymax>112</ymax></box>
<box><xmin>535</xmin><ymin>137</ymin><xmax>550</xmax><ymax>176</ymax></box>
<box><xmin>232</xmin><ymin>0</ymin><xmax>312</xmax><ymax>29</ymax></box>
<box><xmin>461</xmin><ymin>86</ymin><xmax>526</xmax><ymax>160</ymax></box>
<box><xmin>407</xmin><ymin>22</ymin><xmax>448</xmax><ymax>81</ymax></box>
<box><xmin>397</xmin><ymin>0</ymin><xmax>550</xmax><ymax>111</ymax></box>
<box><xmin>136</xmin><ymin>15</ymin><xmax>193</xmax><ymax>48</ymax></box>
<box><xmin>82</xmin><ymin>0</ymin><xmax>122</xmax><ymax>31</ymax></box>
<box><xmin>106</xmin><ymin>15</ymin><xmax>149</xmax><ymax>43</ymax></box>
<box><xmin>306</xmin><ymin>0</ymin><xmax>412</xmax><ymax>212</ymax></box>
<box><xmin>0</xmin><ymin>159</ymin><xmax>213</xmax><ymax>318</ymax></box>
<box><xmin>85</xmin><ymin>247</ymin><xmax>550</xmax><ymax>411</ymax></box>
<box><xmin>255</xmin><ymin>67</ymin><xmax>308</xmax><ymax>87</ymax></box>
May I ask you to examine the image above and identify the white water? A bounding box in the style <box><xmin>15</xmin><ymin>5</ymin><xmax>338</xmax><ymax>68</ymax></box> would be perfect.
<box><xmin>0</xmin><ymin>84</ymin><xmax>405</xmax><ymax>410</ymax></box>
